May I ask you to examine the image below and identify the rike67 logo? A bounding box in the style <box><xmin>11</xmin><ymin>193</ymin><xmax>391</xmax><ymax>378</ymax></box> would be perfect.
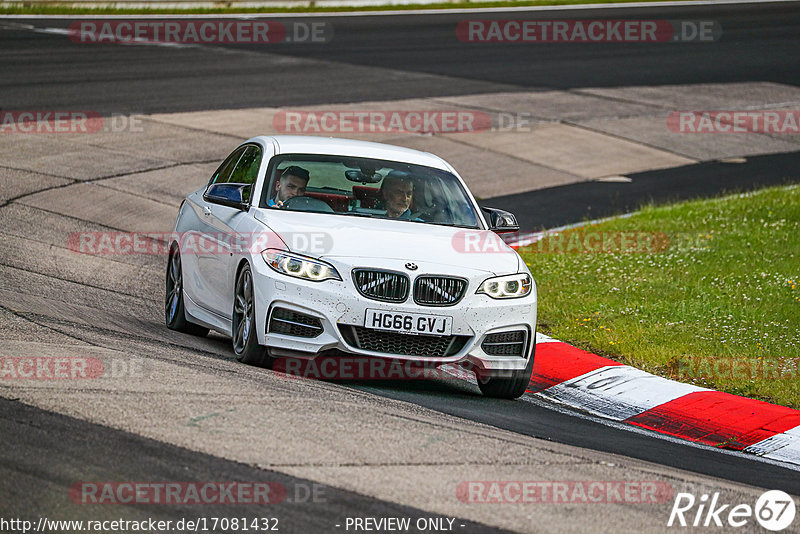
<box><xmin>668</xmin><ymin>490</ymin><xmax>796</xmax><ymax>531</ymax></box>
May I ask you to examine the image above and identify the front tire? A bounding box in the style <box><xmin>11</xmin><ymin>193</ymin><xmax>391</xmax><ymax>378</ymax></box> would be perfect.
<box><xmin>476</xmin><ymin>338</ymin><xmax>536</xmax><ymax>399</ymax></box>
<box><xmin>165</xmin><ymin>247</ymin><xmax>209</xmax><ymax>337</ymax></box>
<box><xmin>232</xmin><ymin>263</ymin><xmax>271</xmax><ymax>367</ymax></box>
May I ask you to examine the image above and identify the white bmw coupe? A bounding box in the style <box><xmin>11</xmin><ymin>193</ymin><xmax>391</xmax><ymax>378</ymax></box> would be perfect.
<box><xmin>166</xmin><ymin>136</ymin><xmax>536</xmax><ymax>398</ymax></box>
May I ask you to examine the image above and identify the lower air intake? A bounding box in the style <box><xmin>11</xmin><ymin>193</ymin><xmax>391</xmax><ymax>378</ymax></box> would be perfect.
<box><xmin>338</xmin><ymin>325</ymin><xmax>470</xmax><ymax>358</ymax></box>
<box><xmin>268</xmin><ymin>308</ymin><xmax>323</xmax><ymax>338</ymax></box>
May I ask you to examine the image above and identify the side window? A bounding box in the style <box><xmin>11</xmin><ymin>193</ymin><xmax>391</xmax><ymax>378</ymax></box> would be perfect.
<box><xmin>208</xmin><ymin>146</ymin><xmax>247</xmax><ymax>187</ymax></box>
<box><xmin>229</xmin><ymin>146</ymin><xmax>262</xmax><ymax>186</ymax></box>
<box><xmin>228</xmin><ymin>145</ymin><xmax>262</xmax><ymax>203</ymax></box>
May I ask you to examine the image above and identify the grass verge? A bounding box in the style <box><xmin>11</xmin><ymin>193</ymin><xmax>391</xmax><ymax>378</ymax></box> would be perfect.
<box><xmin>520</xmin><ymin>184</ymin><xmax>800</xmax><ymax>408</ymax></box>
<box><xmin>0</xmin><ymin>0</ymin><xmax>700</xmax><ymax>16</ymax></box>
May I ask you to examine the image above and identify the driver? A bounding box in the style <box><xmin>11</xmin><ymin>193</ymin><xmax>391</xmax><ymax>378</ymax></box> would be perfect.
<box><xmin>270</xmin><ymin>166</ymin><xmax>310</xmax><ymax>208</ymax></box>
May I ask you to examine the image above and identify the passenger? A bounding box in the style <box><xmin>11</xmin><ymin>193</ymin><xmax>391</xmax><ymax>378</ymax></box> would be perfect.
<box><xmin>270</xmin><ymin>166</ymin><xmax>310</xmax><ymax>208</ymax></box>
<box><xmin>380</xmin><ymin>171</ymin><xmax>414</xmax><ymax>219</ymax></box>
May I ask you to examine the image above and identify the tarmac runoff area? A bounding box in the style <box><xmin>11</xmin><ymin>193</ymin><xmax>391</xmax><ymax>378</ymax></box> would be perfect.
<box><xmin>1</xmin><ymin>81</ymin><xmax>800</xmax><ymax>532</ymax></box>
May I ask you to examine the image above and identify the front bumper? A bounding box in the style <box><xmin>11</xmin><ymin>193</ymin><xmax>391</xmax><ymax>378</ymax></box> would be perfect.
<box><xmin>251</xmin><ymin>257</ymin><xmax>537</xmax><ymax>372</ymax></box>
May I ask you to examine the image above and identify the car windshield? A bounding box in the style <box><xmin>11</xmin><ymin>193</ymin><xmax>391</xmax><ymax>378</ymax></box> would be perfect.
<box><xmin>260</xmin><ymin>154</ymin><xmax>481</xmax><ymax>229</ymax></box>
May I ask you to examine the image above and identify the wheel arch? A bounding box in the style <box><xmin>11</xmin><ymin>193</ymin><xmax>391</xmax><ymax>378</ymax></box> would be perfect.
<box><xmin>233</xmin><ymin>257</ymin><xmax>255</xmax><ymax>331</ymax></box>
<box><xmin>235</xmin><ymin>257</ymin><xmax>251</xmax><ymax>280</ymax></box>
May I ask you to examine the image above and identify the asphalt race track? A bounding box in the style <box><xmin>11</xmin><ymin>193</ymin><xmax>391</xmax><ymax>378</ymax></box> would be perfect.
<box><xmin>2</xmin><ymin>2</ymin><xmax>800</xmax><ymax>532</ymax></box>
<box><xmin>1</xmin><ymin>2</ymin><xmax>799</xmax><ymax>113</ymax></box>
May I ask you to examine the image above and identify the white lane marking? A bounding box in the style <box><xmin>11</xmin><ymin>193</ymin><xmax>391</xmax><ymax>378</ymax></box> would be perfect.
<box><xmin>744</xmin><ymin>425</ymin><xmax>800</xmax><ymax>467</ymax></box>
<box><xmin>0</xmin><ymin>0</ymin><xmax>794</xmax><ymax>19</ymax></box>
<box><xmin>0</xmin><ymin>22</ymin><xmax>205</xmax><ymax>48</ymax></box>
<box><xmin>37</xmin><ymin>26</ymin><xmax>199</xmax><ymax>47</ymax></box>
<box><xmin>538</xmin><ymin>365</ymin><xmax>707</xmax><ymax>421</ymax></box>
<box><xmin>595</xmin><ymin>175</ymin><xmax>633</xmax><ymax>183</ymax></box>
<box><xmin>534</xmin><ymin>332</ymin><xmax>560</xmax><ymax>344</ymax></box>
<box><xmin>0</xmin><ymin>21</ymin><xmax>34</xmax><ymax>29</ymax></box>
<box><xmin>522</xmin><ymin>393</ymin><xmax>800</xmax><ymax>472</ymax></box>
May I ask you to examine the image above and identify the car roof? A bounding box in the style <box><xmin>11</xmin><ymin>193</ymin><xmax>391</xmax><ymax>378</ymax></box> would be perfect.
<box><xmin>249</xmin><ymin>135</ymin><xmax>453</xmax><ymax>172</ymax></box>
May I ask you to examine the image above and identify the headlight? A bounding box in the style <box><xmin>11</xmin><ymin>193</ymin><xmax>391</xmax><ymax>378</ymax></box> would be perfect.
<box><xmin>261</xmin><ymin>249</ymin><xmax>341</xmax><ymax>282</ymax></box>
<box><xmin>477</xmin><ymin>273</ymin><xmax>532</xmax><ymax>299</ymax></box>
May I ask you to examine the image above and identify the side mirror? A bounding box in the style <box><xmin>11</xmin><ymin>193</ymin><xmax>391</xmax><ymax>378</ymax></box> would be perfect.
<box><xmin>482</xmin><ymin>206</ymin><xmax>519</xmax><ymax>234</ymax></box>
<box><xmin>204</xmin><ymin>183</ymin><xmax>251</xmax><ymax>211</ymax></box>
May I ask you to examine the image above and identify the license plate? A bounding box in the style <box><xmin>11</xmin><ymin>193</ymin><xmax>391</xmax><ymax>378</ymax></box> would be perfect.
<box><xmin>364</xmin><ymin>309</ymin><xmax>453</xmax><ymax>336</ymax></box>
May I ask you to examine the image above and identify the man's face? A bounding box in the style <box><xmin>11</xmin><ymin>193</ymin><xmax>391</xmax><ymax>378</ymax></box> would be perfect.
<box><xmin>276</xmin><ymin>174</ymin><xmax>308</xmax><ymax>203</ymax></box>
<box><xmin>383</xmin><ymin>179</ymin><xmax>413</xmax><ymax>217</ymax></box>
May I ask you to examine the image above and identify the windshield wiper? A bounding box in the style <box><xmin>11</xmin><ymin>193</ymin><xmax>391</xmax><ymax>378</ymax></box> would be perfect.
<box><xmin>417</xmin><ymin>221</ymin><xmax>480</xmax><ymax>229</ymax></box>
<box><xmin>340</xmin><ymin>212</ymin><xmax>374</xmax><ymax>218</ymax></box>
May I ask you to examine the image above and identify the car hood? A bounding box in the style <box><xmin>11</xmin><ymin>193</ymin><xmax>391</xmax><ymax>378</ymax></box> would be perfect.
<box><xmin>252</xmin><ymin>208</ymin><xmax>520</xmax><ymax>276</ymax></box>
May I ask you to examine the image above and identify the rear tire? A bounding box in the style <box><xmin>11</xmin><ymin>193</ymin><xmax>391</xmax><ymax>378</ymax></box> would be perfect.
<box><xmin>232</xmin><ymin>263</ymin><xmax>271</xmax><ymax>367</ymax></box>
<box><xmin>476</xmin><ymin>336</ymin><xmax>536</xmax><ymax>399</ymax></box>
<box><xmin>165</xmin><ymin>247</ymin><xmax>209</xmax><ymax>337</ymax></box>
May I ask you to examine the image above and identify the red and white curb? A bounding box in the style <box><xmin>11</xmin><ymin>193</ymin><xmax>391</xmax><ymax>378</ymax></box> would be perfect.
<box><xmin>529</xmin><ymin>333</ymin><xmax>800</xmax><ymax>467</ymax></box>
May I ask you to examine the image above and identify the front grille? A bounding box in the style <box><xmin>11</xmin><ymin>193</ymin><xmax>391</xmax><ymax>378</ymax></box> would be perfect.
<box><xmin>413</xmin><ymin>276</ymin><xmax>468</xmax><ymax>306</ymax></box>
<box><xmin>268</xmin><ymin>307</ymin><xmax>323</xmax><ymax>338</ymax></box>
<box><xmin>352</xmin><ymin>269</ymin><xmax>409</xmax><ymax>302</ymax></box>
<box><xmin>338</xmin><ymin>325</ymin><xmax>470</xmax><ymax>358</ymax></box>
<box><xmin>481</xmin><ymin>330</ymin><xmax>527</xmax><ymax>357</ymax></box>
